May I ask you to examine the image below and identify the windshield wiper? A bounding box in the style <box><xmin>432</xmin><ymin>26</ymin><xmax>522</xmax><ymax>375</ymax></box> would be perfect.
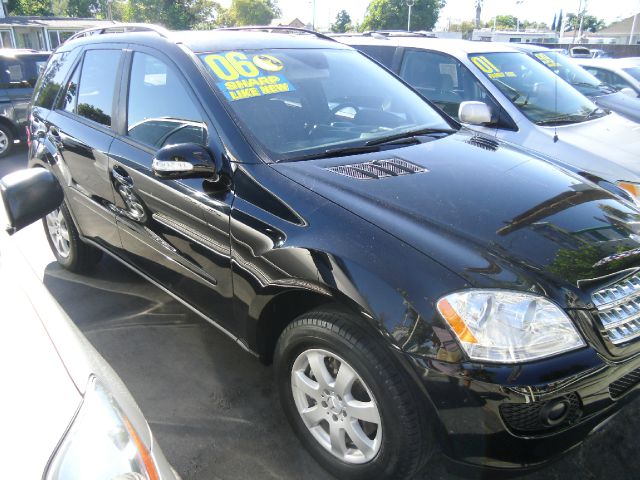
<box><xmin>536</xmin><ymin>107</ymin><xmax>607</xmax><ymax>126</ymax></box>
<box><xmin>284</xmin><ymin>144</ymin><xmax>382</xmax><ymax>162</ymax></box>
<box><xmin>365</xmin><ymin>127</ymin><xmax>457</xmax><ymax>146</ymax></box>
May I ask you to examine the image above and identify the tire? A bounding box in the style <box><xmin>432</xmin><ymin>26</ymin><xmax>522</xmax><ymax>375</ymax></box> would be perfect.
<box><xmin>43</xmin><ymin>201</ymin><xmax>102</xmax><ymax>273</ymax></box>
<box><xmin>274</xmin><ymin>308</ymin><xmax>432</xmax><ymax>480</ymax></box>
<box><xmin>0</xmin><ymin>124</ymin><xmax>14</xmax><ymax>158</ymax></box>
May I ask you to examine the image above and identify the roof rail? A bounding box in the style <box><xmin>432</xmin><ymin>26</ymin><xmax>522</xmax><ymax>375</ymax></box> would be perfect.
<box><xmin>217</xmin><ymin>26</ymin><xmax>337</xmax><ymax>43</ymax></box>
<box><xmin>65</xmin><ymin>23</ymin><xmax>170</xmax><ymax>44</ymax></box>
<box><xmin>366</xmin><ymin>30</ymin><xmax>436</xmax><ymax>38</ymax></box>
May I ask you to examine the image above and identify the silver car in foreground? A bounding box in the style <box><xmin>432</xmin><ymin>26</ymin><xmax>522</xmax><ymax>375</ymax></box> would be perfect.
<box><xmin>0</xmin><ymin>169</ymin><xmax>179</xmax><ymax>480</ymax></box>
<box><xmin>340</xmin><ymin>36</ymin><xmax>640</xmax><ymax>201</ymax></box>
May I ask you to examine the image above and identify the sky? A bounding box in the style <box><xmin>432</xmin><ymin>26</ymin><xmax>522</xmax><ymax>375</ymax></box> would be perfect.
<box><xmin>218</xmin><ymin>0</ymin><xmax>640</xmax><ymax>31</ymax></box>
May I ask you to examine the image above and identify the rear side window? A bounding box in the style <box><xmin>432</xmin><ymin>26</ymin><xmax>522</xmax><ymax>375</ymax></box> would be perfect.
<box><xmin>127</xmin><ymin>52</ymin><xmax>206</xmax><ymax>148</ymax></box>
<box><xmin>354</xmin><ymin>45</ymin><xmax>396</xmax><ymax>68</ymax></box>
<box><xmin>0</xmin><ymin>54</ymin><xmax>48</xmax><ymax>89</ymax></box>
<box><xmin>76</xmin><ymin>50</ymin><xmax>121</xmax><ymax>127</ymax></box>
<box><xmin>34</xmin><ymin>51</ymin><xmax>77</xmax><ymax>109</ymax></box>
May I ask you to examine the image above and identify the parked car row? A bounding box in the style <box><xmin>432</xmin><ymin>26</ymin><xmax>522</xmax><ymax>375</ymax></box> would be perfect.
<box><xmin>340</xmin><ymin>34</ymin><xmax>640</xmax><ymax>202</ymax></box>
<box><xmin>9</xmin><ymin>24</ymin><xmax>640</xmax><ymax>480</ymax></box>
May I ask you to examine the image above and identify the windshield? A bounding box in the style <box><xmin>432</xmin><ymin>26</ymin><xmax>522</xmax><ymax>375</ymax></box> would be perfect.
<box><xmin>469</xmin><ymin>52</ymin><xmax>601</xmax><ymax>125</ymax></box>
<box><xmin>530</xmin><ymin>51</ymin><xmax>615</xmax><ymax>96</ymax></box>
<box><xmin>199</xmin><ymin>48</ymin><xmax>453</xmax><ymax>161</ymax></box>
<box><xmin>623</xmin><ymin>66</ymin><xmax>640</xmax><ymax>82</ymax></box>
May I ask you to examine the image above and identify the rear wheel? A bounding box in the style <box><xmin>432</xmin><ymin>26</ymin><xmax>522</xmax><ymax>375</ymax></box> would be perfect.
<box><xmin>274</xmin><ymin>308</ymin><xmax>432</xmax><ymax>480</ymax></box>
<box><xmin>0</xmin><ymin>124</ymin><xmax>14</xmax><ymax>158</ymax></box>
<box><xmin>43</xmin><ymin>202</ymin><xmax>102</xmax><ymax>272</ymax></box>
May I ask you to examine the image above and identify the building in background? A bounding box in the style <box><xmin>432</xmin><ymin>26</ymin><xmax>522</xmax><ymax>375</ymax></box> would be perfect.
<box><xmin>472</xmin><ymin>28</ymin><xmax>558</xmax><ymax>43</ymax></box>
<box><xmin>0</xmin><ymin>2</ymin><xmax>113</xmax><ymax>51</ymax></box>
<box><xmin>586</xmin><ymin>14</ymin><xmax>640</xmax><ymax>45</ymax></box>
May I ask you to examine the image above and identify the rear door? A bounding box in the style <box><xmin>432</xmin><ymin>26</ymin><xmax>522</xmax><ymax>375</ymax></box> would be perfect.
<box><xmin>42</xmin><ymin>46</ymin><xmax>124</xmax><ymax>251</ymax></box>
<box><xmin>108</xmin><ymin>47</ymin><xmax>236</xmax><ymax>330</ymax></box>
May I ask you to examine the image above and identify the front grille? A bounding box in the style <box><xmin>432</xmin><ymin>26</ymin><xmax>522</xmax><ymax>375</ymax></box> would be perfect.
<box><xmin>327</xmin><ymin>158</ymin><xmax>427</xmax><ymax>180</ymax></box>
<box><xmin>591</xmin><ymin>272</ymin><xmax>640</xmax><ymax>345</ymax></box>
<box><xmin>499</xmin><ymin>394</ymin><xmax>581</xmax><ymax>434</ymax></box>
<box><xmin>610</xmin><ymin>366</ymin><xmax>640</xmax><ymax>399</ymax></box>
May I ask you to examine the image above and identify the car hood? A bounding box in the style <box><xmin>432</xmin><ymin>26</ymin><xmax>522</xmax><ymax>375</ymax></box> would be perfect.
<box><xmin>274</xmin><ymin>130</ymin><xmax>640</xmax><ymax>305</ymax></box>
<box><xmin>594</xmin><ymin>91</ymin><xmax>640</xmax><ymax>123</ymax></box>
<box><xmin>533</xmin><ymin>113</ymin><xmax>640</xmax><ymax>182</ymax></box>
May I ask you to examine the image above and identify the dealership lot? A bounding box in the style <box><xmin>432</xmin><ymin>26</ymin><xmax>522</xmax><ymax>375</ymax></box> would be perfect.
<box><xmin>3</xmin><ymin>147</ymin><xmax>640</xmax><ymax>480</ymax></box>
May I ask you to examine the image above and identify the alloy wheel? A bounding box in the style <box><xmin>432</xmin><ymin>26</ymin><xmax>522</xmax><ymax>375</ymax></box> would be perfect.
<box><xmin>45</xmin><ymin>208</ymin><xmax>71</xmax><ymax>258</ymax></box>
<box><xmin>290</xmin><ymin>348</ymin><xmax>382</xmax><ymax>464</ymax></box>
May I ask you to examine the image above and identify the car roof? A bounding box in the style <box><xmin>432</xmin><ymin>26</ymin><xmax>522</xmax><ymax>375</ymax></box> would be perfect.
<box><xmin>577</xmin><ymin>57</ymin><xmax>640</xmax><ymax>67</ymax></box>
<box><xmin>508</xmin><ymin>43</ymin><xmax>551</xmax><ymax>53</ymax></box>
<box><xmin>337</xmin><ymin>35</ymin><xmax>523</xmax><ymax>56</ymax></box>
<box><xmin>61</xmin><ymin>29</ymin><xmax>351</xmax><ymax>53</ymax></box>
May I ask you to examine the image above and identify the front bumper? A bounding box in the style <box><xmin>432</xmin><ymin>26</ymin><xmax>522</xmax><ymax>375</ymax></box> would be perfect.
<box><xmin>408</xmin><ymin>346</ymin><xmax>640</xmax><ymax>469</ymax></box>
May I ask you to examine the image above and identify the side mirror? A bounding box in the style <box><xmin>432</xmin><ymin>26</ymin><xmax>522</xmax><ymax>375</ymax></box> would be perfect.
<box><xmin>1</xmin><ymin>169</ymin><xmax>63</xmax><ymax>235</ymax></box>
<box><xmin>152</xmin><ymin>143</ymin><xmax>218</xmax><ymax>181</ymax></box>
<box><xmin>620</xmin><ymin>87</ymin><xmax>637</xmax><ymax>98</ymax></box>
<box><xmin>458</xmin><ymin>101</ymin><xmax>493</xmax><ymax>125</ymax></box>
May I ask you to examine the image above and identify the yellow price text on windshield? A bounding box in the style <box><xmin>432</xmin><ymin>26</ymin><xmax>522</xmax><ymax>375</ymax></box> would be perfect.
<box><xmin>470</xmin><ymin>55</ymin><xmax>516</xmax><ymax>79</ymax></box>
<box><xmin>534</xmin><ymin>53</ymin><xmax>560</xmax><ymax>68</ymax></box>
<box><xmin>203</xmin><ymin>51</ymin><xmax>261</xmax><ymax>81</ymax></box>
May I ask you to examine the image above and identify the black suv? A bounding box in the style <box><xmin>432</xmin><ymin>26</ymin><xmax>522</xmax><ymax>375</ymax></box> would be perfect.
<box><xmin>0</xmin><ymin>49</ymin><xmax>49</xmax><ymax>157</ymax></box>
<box><xmin>29</xmin><ymin>26</ymin><xmax>640</xmax><ymax>479</ymax></box>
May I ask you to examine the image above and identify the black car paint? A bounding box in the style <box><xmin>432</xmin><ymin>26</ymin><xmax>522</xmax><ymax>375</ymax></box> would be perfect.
<box><xmin>28</xmin><ymin>31</ymin><xmax>640</xmax><ymax>470</ymax></box>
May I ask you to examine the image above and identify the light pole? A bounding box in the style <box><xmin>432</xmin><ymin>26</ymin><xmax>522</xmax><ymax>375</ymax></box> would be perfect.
<box><xmin>406</xmin><ymin>0</ymin><xmax>415</xmax><ymax>32</ymax></box>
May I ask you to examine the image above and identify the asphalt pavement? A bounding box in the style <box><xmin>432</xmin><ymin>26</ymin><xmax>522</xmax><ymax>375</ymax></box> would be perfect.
<box><xmin>3</xmin><ymin>146</ymin><xmax>640</xmax><ymax>480</ymax></box>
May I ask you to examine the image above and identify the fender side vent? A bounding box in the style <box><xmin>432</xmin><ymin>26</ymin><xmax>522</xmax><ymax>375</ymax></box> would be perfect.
<box><xmin>327</xmin><ymin>158</ymin><xmax>427</xmax><ymax>180</ymax></box>
<box><xmin>466</xmin><ymin>135</ymin><xmax>499</xmax><ymax>151</ymax></box>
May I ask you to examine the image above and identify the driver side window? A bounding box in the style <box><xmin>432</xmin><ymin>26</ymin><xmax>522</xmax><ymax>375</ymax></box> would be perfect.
<box><xmin>399</xmin><ymin>50</ymin><xmax>498</xmax><ymax>122</ymax></box>
<box><xmin>127</xmin><ymin>52</ymin><xmax>207</xmax><ymax>149</ymax></box>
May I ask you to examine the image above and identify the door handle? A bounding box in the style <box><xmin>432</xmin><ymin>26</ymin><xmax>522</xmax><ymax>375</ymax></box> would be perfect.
<box><xmin>46</xmin><ymin>125</ymin><xmax>63</xmax><ymax>149</ymax></box>
<box><xmin>112</xmin><ymin>165</ymin><xmax>133</xmax><ymax>186</ymax></box>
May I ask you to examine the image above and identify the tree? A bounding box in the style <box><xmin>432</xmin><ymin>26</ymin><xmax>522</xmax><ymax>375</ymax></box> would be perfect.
<box><xmin>331</xmin><ymin>10</ymin><xmax>352</xmax><ymax>33</ymax></box>
<box><xmin>564</xmin><ymin>12</ymin><xmax>606</xmax><ymax>33</ymax></box>
<box><xmin>116</xmin><ymin>0</ymin><xmax>217</xmax><ymax>29</ymax></box>
<box><xmin>551</xmin><ymin>13</ymin><xmax>556</xmax><ymax>31</ymax></box>
<box><xmin>493</xmin><ymin>14</ymin><xmax>517</xmax><ymax>30</ymax></box>
<box><xmin>556</xmin><ymin>9</ymin><xmax>563</xmax><ymax>32</ymax></box>
<box><xmin>220</xmin><ymin>0</ymin><xmax>281</xmax><ymax>26</ymax></box>
<box><xmin>448</xmin><ymin>20</ymin><xmax>474</xmax><ymax>39</ymax></box>
<box><xmin>361</xmin><ymin>0</ymin><xmax>444</xmax><ymax>31</ymax></box>
<box><xmin>7</xmin><ymin>0</ymin><xmax>53</xmax><ymax>15</ymax></box>
<box><xmin>474</xmin><ymin>0</ymin><xmax>482</xmax><ymax>28</ymax></box>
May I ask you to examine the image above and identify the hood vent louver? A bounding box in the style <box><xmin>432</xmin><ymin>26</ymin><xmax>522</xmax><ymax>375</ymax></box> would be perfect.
<box><xmin>466</xmin><ymin>135</ymin><xmax>499</xmax><ymax>151</ymax></box>
<box><xmin>327</xmin><ymin>158</ymin><xmax>427</xmax><ymax>180</ymax></box>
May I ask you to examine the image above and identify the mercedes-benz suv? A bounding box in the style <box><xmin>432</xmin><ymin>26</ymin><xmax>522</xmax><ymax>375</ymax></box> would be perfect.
<box><xmin>29</xmin><ymin>26</ymin><xmax>640</xmax><ymax>479</ymax></box>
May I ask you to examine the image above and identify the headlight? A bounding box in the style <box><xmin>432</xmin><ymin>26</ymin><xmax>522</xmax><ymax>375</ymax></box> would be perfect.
<box><xmin>437</xmin><ymin>290</ymin><xmax>585</xmax><ymax>363</ymax></box>
<box><xmin>46</xmin><ymin>377</ymin><xmax>160</xmax><ymax>480</ymax></box>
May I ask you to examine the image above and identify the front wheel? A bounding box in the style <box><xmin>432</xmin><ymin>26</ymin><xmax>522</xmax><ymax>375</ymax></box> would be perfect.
<box><xmin>274</xmin><ymin>309</ymin><xmax>432</xmax><ymax>480</ymax></box>
<box><xmin>43</xmin><ymin>201</ymin><xmax>102</xmax><ymax>273</ymax></box>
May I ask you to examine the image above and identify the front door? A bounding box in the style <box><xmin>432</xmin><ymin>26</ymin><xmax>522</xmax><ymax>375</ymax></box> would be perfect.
<box><xmin>109</xmin><ymin>49</ymin><xmax>236</xmax><ymax>331</ymax></box>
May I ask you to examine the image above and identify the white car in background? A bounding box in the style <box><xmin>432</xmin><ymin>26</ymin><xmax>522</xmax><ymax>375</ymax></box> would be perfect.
<box><xmin>0</xmin><ymin>169</ymin><xmax>179</xmax><ymax>480</ymax></box>
<box><xmin>339</xmin><ymin>35</ymin><xmax>640</xmax><ymax>200</ymax></box>
<box><xmin>578</xmin><ymin>57</ymin><xmax>640</xmax><ymax>97</ymax></box>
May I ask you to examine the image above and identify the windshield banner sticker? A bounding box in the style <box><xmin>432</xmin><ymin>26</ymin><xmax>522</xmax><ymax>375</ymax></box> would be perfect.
<box><xmin>534</xmin><ymin>52</ymin><xmax>560</xmax><ymax>68</ymax></box>
<box><xmin>201</xmin><ymin>51</ymin><xmax>294</xmax><ymax>101</ymax></box>
<box><xmin>470</xmin><ymin>55</ymin><xmax>516</xmax><ymax>79</ymax></box>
